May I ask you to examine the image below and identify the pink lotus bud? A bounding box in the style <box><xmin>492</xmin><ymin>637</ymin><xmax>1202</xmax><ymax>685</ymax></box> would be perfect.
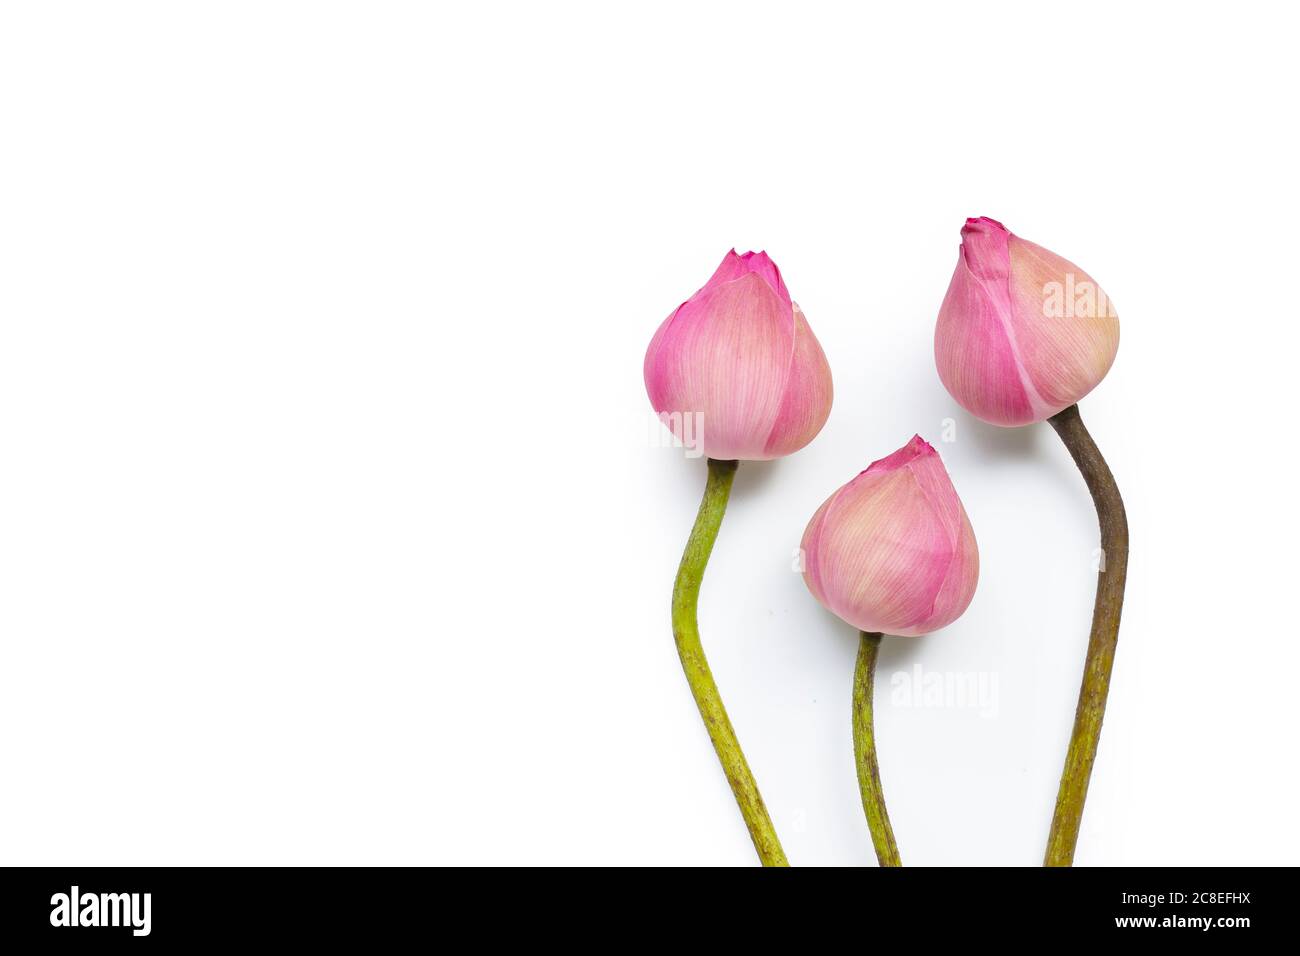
<box><xmin>935</xmin><ymin>217</ymin><xmax>1120</xmax><ymax>427</ymax></box>
<box><xmin>801</xmin><ymin>436</ymin><xmax>978</xmax><ymax>637</ymax></box>
<box><xmin>644</xmin><ymin>250</ymin><xmax>833</xmax><ymax>460</ymax></box>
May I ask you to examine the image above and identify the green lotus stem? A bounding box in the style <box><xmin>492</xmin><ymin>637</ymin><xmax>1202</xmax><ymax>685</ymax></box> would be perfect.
<box><xmin>1043</xmin><ymin>403</ymin><xmax>1129</xmax><ymax>866</ymax></box>
<box><xmin>853</xmin><ymin>631</ymin><xmax>901</xmax><ymax>866</ymax></box>
<box><xmin>671</xmin><ymin>457</ymin><xmax>788</xmax><ymax>866</ymax></box>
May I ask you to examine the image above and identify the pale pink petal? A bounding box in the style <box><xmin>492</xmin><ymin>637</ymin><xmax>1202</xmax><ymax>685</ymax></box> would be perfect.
<box><xmin>903</xmin><ymin>444</ymin><xmax>979</xmax><ymax>632</ymax></box>
<box><xmin>917</xmin><ymin>511</ymin><xmax>978</xmax><ymax>633</ymax></box>
<box><xmin>762</xmin><ymin>304</ymin><xmax>833</xmax><ymax>459</ymax></box>
<box><xmin>800</xmin><ymin>437</ymin><xmax>978</xmax><ymax>637</ymax></box>
<box><xmin>799</xmin><ymin>488</ymin><xmax>840</xmax><ymax>610</ymax></box>
<box><xmin>811</xmin><ymin>465</ymin><xmax>950</xmax><ymax>635</ymax></box>
<box><xmin>1006</xmin><ymin>236</ymin><xmax>1120</xmax><ymax>415</ymax></box>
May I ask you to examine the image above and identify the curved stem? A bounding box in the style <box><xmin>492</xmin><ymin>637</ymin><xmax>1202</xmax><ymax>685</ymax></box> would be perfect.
<box><xmin>853</xmin><ymin>631</ymin><xmax>901</xmax><ymax>866</ymax></box>
<box><xmin>672</xmin><ymin>458</ymin><xmax>788</xmax><ymax>867</ymax></box>
<box><xmin>1044</xmin><ymin>403</ymin><xmax>1129</xmax><ymax>866</ymax></box>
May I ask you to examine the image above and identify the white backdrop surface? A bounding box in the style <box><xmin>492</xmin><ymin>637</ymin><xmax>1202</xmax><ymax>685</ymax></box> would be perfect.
<box><xmin>1</xmin><ymin>1</ymin><xmax>1297</xmax><ymax>865</ymax></box>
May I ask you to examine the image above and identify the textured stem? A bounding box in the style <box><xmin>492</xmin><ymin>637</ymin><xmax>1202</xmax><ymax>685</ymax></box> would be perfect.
<box><xmin>1044</xmin><ymin>403</ymin><xmax>1129</xmax><ymax>866</ymax></box>
<box><xmin>853</xmin><ymin>631</ymin><xmax>901</xmax><ymax>866</ymax></box>
<box><xmin>672</xmin><ymin>458</ymin><xmax>788</xmax><ymax>866</ymax></box>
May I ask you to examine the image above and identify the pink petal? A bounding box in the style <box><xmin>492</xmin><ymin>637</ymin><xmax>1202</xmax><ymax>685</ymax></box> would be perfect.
<box><xmin>934</xmin><ymin>219</ymin><xmax>1037</xmax><ymax>426</ymax></box>
<box><xmin>644</xmin><ymin>272</ymin><xmax>793</xmax><ymax>460</ymax></box>
<box><xmin>703</xmin><ymin>249</ymin><xmax>791</xmax><ymax>309</ymax></box>
<box><xmin>645</xmin><ymin>251</ymin><xmax>831</xmax><ymax>461</ymax></box>
<box><xmin>762</xmin><ymin>304</ymin><xmax>833</xmax><ymax>459</ymax></box>
<box><xmin>935</xmin><ymin>217</ymin><xmax>1120</xmax><ymax>426</ymax></box>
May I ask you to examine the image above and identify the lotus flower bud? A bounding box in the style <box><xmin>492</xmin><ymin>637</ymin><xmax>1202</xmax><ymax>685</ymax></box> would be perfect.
<box><xmin>801</xmin><ymin>436</ymin><xmax>978</xmax><ymax>637</ymax></box>
<box><xmin>935</xmin><ymin>217</ymin><xmax>1120</xmax><ymax>427</ymax></box>
<box><xmin>644</xmin><ymin>250</ymin><xmax>833</xmax><ymax>460</ymax></box>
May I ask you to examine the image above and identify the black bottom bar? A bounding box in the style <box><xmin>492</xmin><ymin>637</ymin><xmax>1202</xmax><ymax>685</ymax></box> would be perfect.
<box><xmin>0</xmin><ymin>865</ymin><xmax>1286</xmax><ymax>944</ymax></box>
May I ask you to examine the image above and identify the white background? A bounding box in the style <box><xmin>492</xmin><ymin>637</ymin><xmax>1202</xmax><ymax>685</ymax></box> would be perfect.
<box><xmin>2</xmin><ymin>2</ymin><xmax>1297</xmax><ymax>866</ymax></box>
